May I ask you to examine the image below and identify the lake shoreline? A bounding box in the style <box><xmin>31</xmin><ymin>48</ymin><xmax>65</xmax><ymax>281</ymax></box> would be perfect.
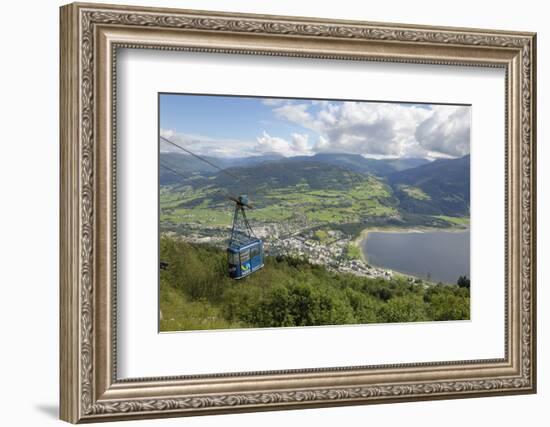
<box><xmin>352</xmin><ymin>224</ymin><xmax>470</xmax><ymax>282</ymax></box>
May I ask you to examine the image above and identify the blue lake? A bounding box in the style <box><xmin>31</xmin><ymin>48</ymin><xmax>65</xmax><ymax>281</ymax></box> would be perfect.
<box><xmin>361</xmin><ymin>229</ymin><xmax>470</xmax><ymax>284</ymax></box>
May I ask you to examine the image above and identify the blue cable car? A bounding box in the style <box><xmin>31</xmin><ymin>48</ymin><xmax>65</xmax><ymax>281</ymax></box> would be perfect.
<box><xmin>227</xmin><ymin>195</ymin><xmax>264</xmax><ymax>279</ymax></box>
<box><xmin>158</xmin><ymin>136</ymin><xmax>265</xmax><ymax>280</ymax></box>
<box><xmin>228</xmin><ymin>238</ymin><xmax>264</xmax><ymax>279</ymax></box>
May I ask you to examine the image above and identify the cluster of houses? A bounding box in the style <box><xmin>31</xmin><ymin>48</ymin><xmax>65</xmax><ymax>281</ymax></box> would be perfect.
<box><xmin>267</xmin><ymin>234</ymin><xmax>393</xmax><ymax>280</ymax></box>
<box><xmin>166</xmin><ymin>221</ymin><xmax>394</xmax><ymax>281</ymax></box>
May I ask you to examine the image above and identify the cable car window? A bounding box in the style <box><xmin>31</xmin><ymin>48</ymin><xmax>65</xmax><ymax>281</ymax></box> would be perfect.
<box><xmin>250</xmin><ymin>246</ymin><xmax>260</xmax><ymax>258</ymax></box>
<box><xmin>229</xmin><ymin>252</ymin><xmax>239</xmax><ymax>265</ymax></box>
<box><xmin>240</xmin><ymin>249</ymin><xmax>250</xmax><ymax>262</ymax></box>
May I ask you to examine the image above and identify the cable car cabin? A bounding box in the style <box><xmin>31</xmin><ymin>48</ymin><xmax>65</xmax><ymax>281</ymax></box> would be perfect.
<box><xmin>227</xmin><ymin>238</ymin><xmax>264</xmax><ymax>279</ymax></box>
<box><xmin>227</xmin><ymin>194</ymin><xmax>263</xmax><ymax>279</ymax></box>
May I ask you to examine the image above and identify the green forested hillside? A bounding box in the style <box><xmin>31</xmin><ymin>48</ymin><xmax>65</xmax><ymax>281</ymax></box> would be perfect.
<box><xmin>388</xmin><ymin>155</ymin><xmax>470</xmax><ymax>216</ymax></box>
<box><xmin>280</xmin><ymin>153</ymin><xmax>430</xmax><ymax>176</ymax></box>
<box><xmin>159</xmin><ymin>237</ymin><xmax>470</xmax><ymax>331</ymax></box>
<box><xmin>160</xmin><ymin>152</ymin><xmax>285</xmax><ymax>185</ymax></box>
<box><xmin>159</xmin><ymin>152</ymin><xmax>429</xmax><ymax>186</ymax></box>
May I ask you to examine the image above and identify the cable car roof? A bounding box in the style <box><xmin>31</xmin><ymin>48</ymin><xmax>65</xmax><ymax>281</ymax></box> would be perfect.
<box><xmin>228</xmin><ymin>236</ymin><xmax>262</xmax><ymax>251</ymax></box>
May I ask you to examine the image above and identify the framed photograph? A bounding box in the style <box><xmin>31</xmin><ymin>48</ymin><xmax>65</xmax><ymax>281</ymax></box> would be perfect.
<box><xmin>60</xmin><ymin>2</ymin><xmax>536</xmax><ymax>423</ymax></box>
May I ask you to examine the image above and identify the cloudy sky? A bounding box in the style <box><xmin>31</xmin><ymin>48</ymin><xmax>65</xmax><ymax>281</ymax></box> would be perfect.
<box><xmin>159</xmin><ymin>94</ymin><xmax>470</xmax><ymax>160</ymax></box>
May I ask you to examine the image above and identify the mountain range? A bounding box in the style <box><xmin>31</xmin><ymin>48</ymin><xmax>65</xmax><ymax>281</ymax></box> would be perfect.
<box><xmin>160</xmin><ymin>152</ymin><xmax>429</xmax><ymax>183</ymax></box>
<box><xmin>160</xmin><ymin>152</ymin><xmax>470</xmax><ymax>218</ymax></box>
<box><xmin>388</xmin><ymin>155</ymin><xmax>470</xmax><ymax>216</ymax></box>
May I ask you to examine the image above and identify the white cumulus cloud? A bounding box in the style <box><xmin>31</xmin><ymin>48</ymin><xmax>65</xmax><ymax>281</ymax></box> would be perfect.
<box><xmin>415</xmin><ymin>106</ymin><xmax>471</xmax><ymax>157</ymax></box>
<box><xmin>161</xmin><ymin>101</ymin><xmax>471</xmax><ymax>160</ymax></box>
<box><xmin>273</xmin><ymin>103</ymin><xmax>315</xmax><ymax>128</ymax></box>
<box><xmin>266</xmin><ymin>101</ymin><xmax>470</xmax><ymax>158</ymax></box>
<box><xmin>160</xmin><ymin>129</ymin><xmax>254</xmax><ymax>158</ymax></box>
<box><xmin>255</xmin><ymin>131</ymin><xmax>312</xmax><ymax>156</ymax></box>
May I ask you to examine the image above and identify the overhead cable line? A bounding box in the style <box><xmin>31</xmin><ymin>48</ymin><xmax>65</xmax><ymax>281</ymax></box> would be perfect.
<box><xmin>159</xmin><ymin>162</ymin><xmax>193</xmax><ymax>180</ymax></box>
<box><xmin>160</xmin><ymin>135</ymin><xmax>246</xmax><ymax>184</ymax></box>
<box><xmin>160</xmin><ymin>161</ymin><xmax>230</xmax><ymax>200</ymax></box>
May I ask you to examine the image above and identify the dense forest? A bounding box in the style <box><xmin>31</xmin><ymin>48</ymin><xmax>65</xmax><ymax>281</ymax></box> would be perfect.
<box><xmin>159</xmin><ymin>237</ymin><xmax>470</xmax><ymax>332</ymax></box>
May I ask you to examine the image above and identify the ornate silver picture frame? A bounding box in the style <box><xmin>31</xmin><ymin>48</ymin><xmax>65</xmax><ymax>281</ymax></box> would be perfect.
<box><xmin>60</xmin><ymin>2</ymin><xmax>536</xmax><ymax>423</ymax></box>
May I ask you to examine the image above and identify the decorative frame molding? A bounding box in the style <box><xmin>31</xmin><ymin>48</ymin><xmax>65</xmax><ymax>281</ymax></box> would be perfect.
<box><xmin>60</xmin><ymin>2</ymin><xmax>536</xmax><ymax>423</ymax></box>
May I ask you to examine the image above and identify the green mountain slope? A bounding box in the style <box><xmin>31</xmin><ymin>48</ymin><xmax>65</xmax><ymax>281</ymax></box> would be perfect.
<box><xmin>388</xmin><ymin>155</ymin><xmax>470</xmax><ymax>216</ymax></box>
<box><xmin>159</xmin><ymin>237</ymin><xmax>470</xmax><ymax>331</ymax></box>
<box><xmin>298</xmin><ymin>153</ymin><xmax>430</xmax><ymax>175</ymax></box>
<box><xmin>284</xmin><ymin>153</ymin><xmax>395</xmax><ymax>176</ymax></box>
<box><xmin>161</xmin><ymin>161</ymin><xmax>400</xmax><ymax>227</ymax></box>
<box><xmin>213</xmin><ymin>161</ymin><xmax>375</xmax><ymax>193</ymax></box>
<box><xmin>382</xmin><ymin>157</ymin><xmax>432</xmax><ymax>172</ymax></box>
<box><xmin>160</xmin><ymin>154</ymin><xmax>470</xmax><ymax>230</ymax></box>
<box><xmin>159</xmin><ymin>152</ymin><xmax>430</xmax><ymax>185</ymax></box>
<box><xmin>159</xmin><ymin>152</ymin><xmax>285</xmax><ymax>185</ymax></box>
